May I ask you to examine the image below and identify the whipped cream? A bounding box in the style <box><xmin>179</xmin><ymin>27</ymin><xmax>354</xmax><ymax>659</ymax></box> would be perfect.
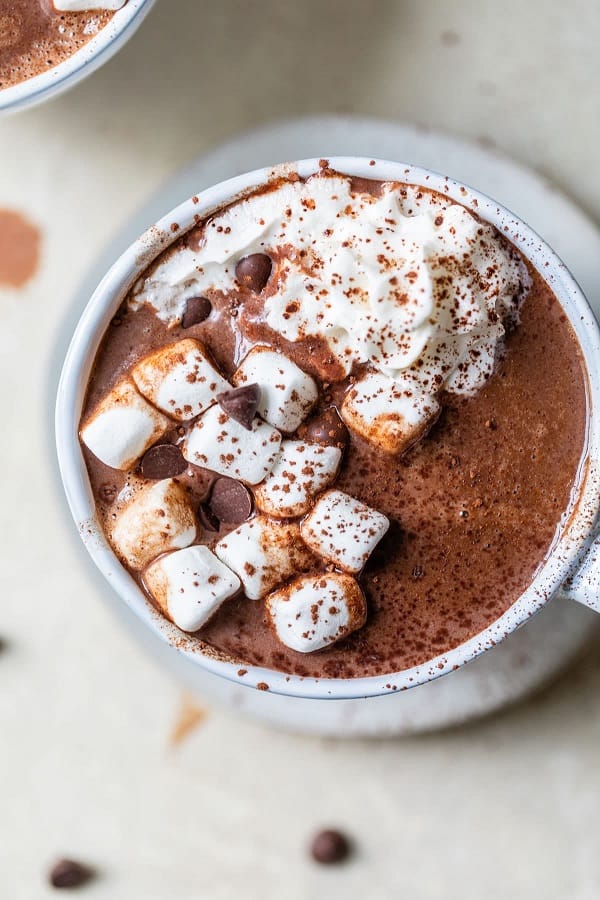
<box><xmin>52</xmin><ymin>1</ymin><xmax>126</xmax><ymax>10</ymax></box>
<box><xmin>132</xmin><ymin>173</ymin><xmax>530</xmax><ymax>397</ymax></box>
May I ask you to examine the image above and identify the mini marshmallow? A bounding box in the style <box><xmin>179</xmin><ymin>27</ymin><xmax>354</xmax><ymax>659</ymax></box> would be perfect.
<box><xmin>254</xmin><ymin>440</ymin><xmax>342</xmax><ymax>518</ymax></box>
<box><xmin>301</xmin><ymin>489</ymin><xmax>389</xmax><ymax>573</ymax></box>
<box><xmin>183</xmin><ymin>405</ymin><xmax>281</xmax><ymax>485</ymax></box>
<box><xmin>265</xmin><ymin>572</ymin><xmax>367</xmax><ymax>653</ymax></box>
<box><xmin>214</xmin><ymin>516</ymin><xmax>314</xmax><ymax>600</ymax></box>
<box><xmin>341</xmin><ymin>372</ymin><xmax>440</xmax><ymax>454</ymax></box>
<box><xmin>232</xmin><ymin>346</ymin><xmax>318</xmax><ymax>432</ymax></box>
<box><xmin>52</xmin><ymin>1</ymin><xmax>126</xmax><ymax>9</ymax></box>
<box><xmin>144</xmin><ymin>545</ymin><xmax>240</xmax><ymax>632</ymax></box>
<box><xmin>109</xmin><ymin>479</ymin><xmax>196</xmax><ymax>569</ymax></box>
<box><xmin>132</xmin><ymin>338</ymin><xmax>230</xmax><ymax>422</ymax></box>
<box><xmin>80</xmin><ymin>378</ymin><xmax>171</xmax><ymax>471</ymax></box>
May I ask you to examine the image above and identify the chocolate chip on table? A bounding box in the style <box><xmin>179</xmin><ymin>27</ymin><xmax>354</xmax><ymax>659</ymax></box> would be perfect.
<box><xmin>209</xmin><ymin>477</ymin><xmax>252</xmax><ymax>524</ymax></box>
<box><xmin>140</xmin><ymin>444</ymin><xmax>187</xmax><ymax>480</ymax></box>
<box><xmin>217</xmin><ymin>384</ymin><xmax>261</xmax><ymax>431</ymax></box>
<box><xmin>198</xmin><ymin>503</ymin><xmax>220</xmax><ymax>533</ymax></box>
<box><xmin>181</xmin><ymin>296</ymin><xmax>212</xmax><ymax>328</ymax></box>
<box><xmin>48</xmin><ymin>858</ymin><xmax>94</xmax><ymax>889</ymax></box>
<box><xmin>301</xmin><ymin>407</ymin><xmax>349</xmax><ymax>449</ymax></box>
<box><xmin>310</xmin><ymin>829</ymin><xmax>351</xmax><ymax>865</ymax></box>
<box><xmin>235</xmin><ymin>253</ymin><xmax>272</xmax><ymax>292</ymax></box>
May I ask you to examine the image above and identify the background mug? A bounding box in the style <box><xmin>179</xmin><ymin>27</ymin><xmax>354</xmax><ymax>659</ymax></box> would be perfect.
<box><xmin>0</xmin><ymin>0</ymin><xmax>155</xmax><ymax>115</ymax></box>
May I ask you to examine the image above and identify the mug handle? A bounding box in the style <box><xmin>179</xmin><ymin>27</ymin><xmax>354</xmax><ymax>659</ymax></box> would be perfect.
<box><xmin>561</xmin><ymin>530</ymin><xmax>600</xmax><ymax>612</ymax></box>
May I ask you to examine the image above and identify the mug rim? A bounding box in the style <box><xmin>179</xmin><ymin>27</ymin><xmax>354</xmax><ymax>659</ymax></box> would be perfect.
<box><xmin>55</xmin><ymin>155</ymin><xmax>600</xmax><ymax>700</ymax></box>
<box><xmin>0</xmin><ymin>0</ymin><xmax>155</xmax><ymax>114</ymax></box>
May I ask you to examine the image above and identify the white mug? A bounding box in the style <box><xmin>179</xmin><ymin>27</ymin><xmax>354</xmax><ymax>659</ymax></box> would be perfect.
<box><xmin>55</xmin><ymin>157</ymin><xmax>600</xmax><ymax>731</ymax></box>
<box><xmin>0</xmin><ymin>0</ymin><xmax>155</xmax><ymax>115</ymax></box>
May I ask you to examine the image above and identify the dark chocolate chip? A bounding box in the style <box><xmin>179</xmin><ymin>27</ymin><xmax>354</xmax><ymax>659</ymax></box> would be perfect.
<box><xmin>140</xmin><ymin>444</ymin><xmax>187</xmax><ymax>480</ymax></box>
<box><xmin>181</xmin><ymin>296</ymin><xmax>212</xmax><ymax>328</ymax></box>
<box><xmin>49</xmin><ymin>859</ymin><xmax>94</xmax><ymax>889</ymax></box>
<box><xmin>99</xmin><ymin>483</ymin><xmax>118</xmax><ymax>505</ymax></box>
<box><xmin>217</xmin><ymin>384</ymin><xmax>261</xmax><ymax>431</ymax></box>
<box><xmin>209</xmin><ymin>478</ymin><xmax>252</xmax><ymax>524</ymax></box>
<box><xmin>235</xmin><ymin>253</ymin><xmax>272</xmax><ymax>292</ymax></box>
<box><xmin>310</xmin><ymin>829</ymin><xmax>351</xmax><ymax>865</ymax></box>
<box><xmin>198</xmin><ymin>503</ymin><xmax>220</xmax><ymax>533</ymax></box>
<box><xmin>301</xmin><ymin>407</ymin><xmax>349</xmax><ymax>449</ymax></box>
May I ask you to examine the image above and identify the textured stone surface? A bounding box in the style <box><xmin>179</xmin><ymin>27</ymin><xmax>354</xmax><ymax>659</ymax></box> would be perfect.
<box><xmin>2</xmin><ymin>1</ymin><xmax>600</xmax><ymax>898</ymax></box>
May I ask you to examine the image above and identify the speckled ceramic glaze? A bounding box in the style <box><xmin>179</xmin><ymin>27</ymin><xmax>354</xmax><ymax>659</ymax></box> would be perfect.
<box><xmin>55</xmin><ymin>157</ymin><xmax>600</xmax><ymax>706</ymax></box>
<box><xmin>0</xmin><ymin>0</ymin><xmax>155</xmax><ymax>114</ymax></box>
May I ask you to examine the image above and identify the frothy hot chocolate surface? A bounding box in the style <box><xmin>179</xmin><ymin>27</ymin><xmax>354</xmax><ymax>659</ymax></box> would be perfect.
<box><xmin>79</xmin><ymin>169</ymin><xmax>587</xmax><ymax>679</ymax></box>
<box><xmin>0</xmin><ymin>1</ymin><xmax>119</xmax><ymax>90</ymax></box>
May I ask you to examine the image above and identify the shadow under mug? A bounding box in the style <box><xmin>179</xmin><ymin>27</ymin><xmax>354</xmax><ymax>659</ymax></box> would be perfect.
<box><xmin>55</xmin><ymin>156</ymin><xmax>600</xmax><ymax>707</ymax></box>
<box><xmin>0</xmin><ymin>0</ymin><xmax>155</xmax><ymax>115</ymax></box>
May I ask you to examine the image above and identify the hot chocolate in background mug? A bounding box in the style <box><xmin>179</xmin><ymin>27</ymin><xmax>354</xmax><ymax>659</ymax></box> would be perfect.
<box><xmin>0</xmin><ymin>0</ymin><xmax>155</xmax><ymax>114</ymax></box>
<box><xmin>55</xmin><ymin>157</ymin><xmax>600</xmax><ymax>735</ymax></box>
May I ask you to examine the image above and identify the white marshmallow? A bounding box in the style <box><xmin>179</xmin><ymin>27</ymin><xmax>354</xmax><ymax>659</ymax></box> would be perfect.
<box><xmin>182</xmin><ymin>405</ymin><xmax>281</xmax><ymax>485</ymax></box>
<box><xmin>254</xmin><ymin>440</ymin><xmax>342</xmax><ymax>518</ymax></box>
<box><xmin>53</xmin><ymin>1</ymin><xmax>126</xmax><ymax>9</ymax></box>
<box><xmin>80</xmin><ymin>378</ymin><xmax>171</xmax><ymax>471</ymax></box>
<box><xmin>301</xmin><ymin>489</ymin><xmax>389</xmax><ymax>573</ymax></box>
<box><xmin>266</xmin><ymin>572</ymin><xmax>366</xmax><ymax>653</ymax></box>
<box><xmin>214</xmin><ymin>516</ymin><xmax>314</xmax><ymax>600</ymax></box>
<box><xmin>109</xmin><ymin>479</ymin><xmax>196</xmax><ymax>569</ymax></box>
<box><xmin>131</xmin><ymin>338</ymin><xmax>230</xmax><ymax>422</ymax></box>
<box><xmin>144</xmin><ymin>545</ymin><xmax>240</xmax><ymax>632</ymax></box>
<box><xmin>341</xmin><ymin>371</ymin><xmax>440</xmax><ymax>454</ymax></box>
<box><xmin>232</xmin><ymin>346</ymin><xmax>318</xmax><ymax>432</ymax></box>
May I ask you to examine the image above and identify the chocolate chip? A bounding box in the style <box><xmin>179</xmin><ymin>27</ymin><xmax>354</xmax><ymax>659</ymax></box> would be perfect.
<box><xmin>198</xmin><ymin>503</ymin><xmax>220</xmax><ymax>533</ymax></box>
<box><xmin>310</xmin><ymin>829</ymin><xmax>351</xmax><ymax>864</ymax></box>
<box><xmin>49</xmin><ymin>859</ymin><xmax>94</xmax><ymax>889</ymax></box>
<box><xmin>235</xmin><ymin>253</ymin><xmax>272</xmax><ymax>292</ymax></box>
<box><xmin>99</xmin><ymin>483</ymin><xmax>118</xmax><ymax>505</ymax></box>
<box><xmin>217</xmin><ymin>384</ymin><xmax>261</xmax><ymax>431</ymax></box>
<box><xmin>301</xmin><ymin>407</ymin><xmax>349</xmax><ymax>449</ymax></box>
<box><xmin>140</xmin><ymin>444</ymin><xmax>187</xmax><ymax>480</ymax></box>
<box><xmin>181</xmin><ymin>296</ymin><xmax>212</xmax><ymax>328</ymax></box>
<box><xmin>209</xmin><ymin>478</ymin><xmax>252</xmax><ymax>524</ymax></box>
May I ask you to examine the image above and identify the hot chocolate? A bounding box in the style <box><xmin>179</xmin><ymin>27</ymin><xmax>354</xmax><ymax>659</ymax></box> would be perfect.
<box><xmin>0</xmin><ymin>0</ymin><xmax>124</xmax><ymax>90</ymax></box>
<box><xmin>79</xmin><ymin>167</ymin><xmax>588</xmax><ymax>678</ymax></box>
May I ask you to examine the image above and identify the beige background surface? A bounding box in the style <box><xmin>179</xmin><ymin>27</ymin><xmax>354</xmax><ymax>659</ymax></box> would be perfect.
<box><xmin>1</xmin><ymin>1</ymin><xmax>600</xmax><ymax>898</ymax></box>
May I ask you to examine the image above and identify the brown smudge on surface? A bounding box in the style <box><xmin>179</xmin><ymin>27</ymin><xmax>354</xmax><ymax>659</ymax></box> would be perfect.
<box><xmin>170</xmin><ymin>693</ymin><xmax>208</xmax><ymax>747</ymax></box>
<box><xmin>441</xmin><ymin>30</ymin><xmax>460</xmax><ymax>46</ymax></box>
<box><xmin>0</xmin><ymin>209</ymin><xmax>40</xmax><ymax>288</ymax></box>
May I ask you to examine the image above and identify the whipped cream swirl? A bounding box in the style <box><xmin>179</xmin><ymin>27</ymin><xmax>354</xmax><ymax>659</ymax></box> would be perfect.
<box><xmin>132</xmin><ymin>173</ymin><xmax>529</xmax><ymax>395</ymax></box>
<box><xmin>52</xmin><ymin>1</ymin><xmax>126</xmax><ymax>10</ymax></box>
